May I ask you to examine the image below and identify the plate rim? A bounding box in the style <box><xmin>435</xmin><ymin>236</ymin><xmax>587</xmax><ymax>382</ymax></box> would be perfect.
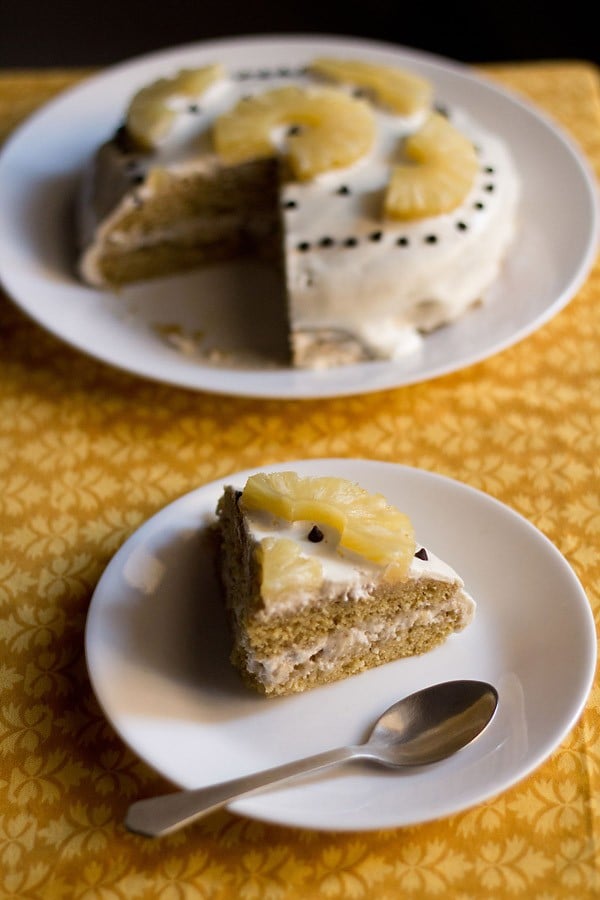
<box><xmin>84</xmin><ymin>458</ymin><xmax>597</xmax><ymax>831</ymax></box>
<box><xmin>0</xmin><ymin>34</ymin><xmax>598</xmax><ymax>399</ymax></box>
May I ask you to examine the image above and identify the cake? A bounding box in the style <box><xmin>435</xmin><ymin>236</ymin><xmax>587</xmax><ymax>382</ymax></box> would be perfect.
<box><xmin>216</xmin><ymin>471</ymin><xmax>475</xmax><ymax>696</ymax></box>
<box><xmin>77</xmin><ymin>56</ymin><xmax>520</xmax><ymax>368</ymax></box>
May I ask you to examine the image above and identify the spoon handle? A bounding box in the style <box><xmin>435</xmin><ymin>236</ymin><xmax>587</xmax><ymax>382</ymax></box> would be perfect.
<box><xmin>125</xmin><ymin>745</ymin><xmax>362</xmax><ymax>837</ymax></box>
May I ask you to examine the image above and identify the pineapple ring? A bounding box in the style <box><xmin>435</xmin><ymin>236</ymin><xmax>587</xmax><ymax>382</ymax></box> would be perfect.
<box><xmin>241</xmin><ymin>472</ymin><xmax>416</xmax><ymax>576</ymax></box>
<box><xmin>310</xmin><ymin>57</ymin><xmax>433</xmax><ymax>116</ymax></box>
<box><xmin>385</xmin><ymin>112</ymin><xmax>479</xmax><ymax>220</ymax></box>
<box><xmin>126</xmin><ymin>64</ymin><xmax>224</xmax><ymax>150</ymax></box>
<box><xmin>213</xmin><ymin>86</ymin><xmax>376</xmax><ymax>181</ymax></box>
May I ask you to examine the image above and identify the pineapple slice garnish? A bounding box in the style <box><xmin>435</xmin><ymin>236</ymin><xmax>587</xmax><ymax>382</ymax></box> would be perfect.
<box><xmin>257</xmin><ymin>537</ymin><xmax>323</xmax><ymax>606</ymax></box>
<box><xmin>310</xmin><ymin>57</ymin><xmax>432</xmax><ymax>116</ymax></box>
<box><xmin>213</xmin><ymin>86</ymin><xmax>375</xmax><ymax>180</ymax></box>
<box><xmin>126</xmin><ymin>64</ymin><xmax>224</xmax><ymax>150</ymax></box>
<box><xmin>385</xmin><ymin>112</ymin><xmax>479</xmax><ymax>220</ymax></box>
<box><xmin>242</xmin><ymin>472</ymin><xmax>416</xmax><ymax>578</ymax></box>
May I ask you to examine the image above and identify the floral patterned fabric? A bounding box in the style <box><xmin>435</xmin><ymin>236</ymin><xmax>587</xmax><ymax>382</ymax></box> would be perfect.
<box><xmin>0</xmin><ymin>61</ymin><xmax>599</xmax><ymax>898</ymax></box>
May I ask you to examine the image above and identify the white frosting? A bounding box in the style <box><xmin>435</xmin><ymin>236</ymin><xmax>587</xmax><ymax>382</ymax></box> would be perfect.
<box><xmin>79</xmin><ymin>63</ymin><xmax>520</xmax><ymax>364</ymax></box>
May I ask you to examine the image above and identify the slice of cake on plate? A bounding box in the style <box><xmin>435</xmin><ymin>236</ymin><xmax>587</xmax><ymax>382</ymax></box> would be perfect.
<box><xmin>216</xmin><ymin>471</ymin><xmax>475</xmax><ymax>696</ymax></box>
<box><xmin>76</xmin><ymin>55</ymin><xmax>520</xmax><ymax>368</ymax></box>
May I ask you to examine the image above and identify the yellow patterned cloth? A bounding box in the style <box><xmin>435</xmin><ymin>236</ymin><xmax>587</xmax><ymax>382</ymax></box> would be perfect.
<box><xmin>0</xmin><ymin>60</ymin><xmax>599</xmax><ymax>898</ymax></box>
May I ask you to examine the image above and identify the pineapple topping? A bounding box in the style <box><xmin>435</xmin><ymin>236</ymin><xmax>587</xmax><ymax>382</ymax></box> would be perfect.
<box><xmin>241</xmin><ymin>472</ymin><xmax>416</xmax><ymax>579</ymax></box>
<box><xmin>213</xmin><ymin>86</ymin><xmax>376</xmax><ymax>180</ymax></box>
<box><xmin>310</xmin><ymin>57</ymin><xmax>433</xmax><ymax>116</ymax></box>
<box><xmin>125</xmin><ymin>64</ymin><xmax>224</xmax><ymax>150</ymax></box>
<box><xmin>385</xmin><ymin>112</ymin><xmax>479</xmax><ymax>220</ymax></box>
<box><xmin>256</xmin><ymin>537</ymin><xmax>324</xmax><ymax>607</ymax></box>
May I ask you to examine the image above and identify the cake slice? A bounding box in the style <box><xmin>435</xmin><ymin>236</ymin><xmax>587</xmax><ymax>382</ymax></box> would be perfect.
<box><xmin>216</xmin><ymin>472</ymin><xmax>475</xmax><ymax>696</ymax></box>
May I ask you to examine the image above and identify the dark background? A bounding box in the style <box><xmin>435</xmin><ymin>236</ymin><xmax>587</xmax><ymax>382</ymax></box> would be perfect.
<box><xmin>1</xmin><ymin>1</ymin><xmax>598</xmax><ymax>69</ymax></box>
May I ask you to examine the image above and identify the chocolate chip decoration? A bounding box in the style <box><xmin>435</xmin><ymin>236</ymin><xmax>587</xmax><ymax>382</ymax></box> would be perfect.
<box><xmin>414</xmin><ymin>547</ymin><xmax>429</xmax><ymax>560</ymax></box>
<box><xmin>308</xmin><ymin>525</ymin><xmax>324</xmax><ymax>543</ymax></box>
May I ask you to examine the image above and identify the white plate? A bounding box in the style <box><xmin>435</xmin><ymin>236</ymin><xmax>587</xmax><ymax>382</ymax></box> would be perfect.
<box><xmin>85</xmin><ymin>458</ymin><xmax>596</xmax><ymax>831</ymax></box>
<box><xmin>0</xmin><ymin>37</ymin><xmax>598</xmax><ymax>399</ymax></box>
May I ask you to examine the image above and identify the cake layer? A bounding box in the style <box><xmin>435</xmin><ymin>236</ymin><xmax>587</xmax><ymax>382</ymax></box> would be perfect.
<box><xmin>236</xmin><ymin>590</ymin><xmax>471</xmax><ymax>695</ymax></box>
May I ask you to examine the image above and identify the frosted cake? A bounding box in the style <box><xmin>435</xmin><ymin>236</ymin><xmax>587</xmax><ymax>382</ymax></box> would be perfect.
<box><xmin>77</xmin><ymin>57</ymin><xmax>520</xmax><ymax>367</ymax></box>
<box><xmin>216</xmin><ymin>472</ymin><xmax>475</xmax><ymax>696</ymax></box>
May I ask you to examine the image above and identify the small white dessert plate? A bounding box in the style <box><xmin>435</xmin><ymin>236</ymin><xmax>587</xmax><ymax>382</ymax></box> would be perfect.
<box><xmin>0</xmin><ymin>36</ymin><xmax>598</xmax><ymax>399</ymax></box>
<box><xmin>84</xmin><ymin>458</ymin><xmax>596</xmax><ymax>831</ymax></box>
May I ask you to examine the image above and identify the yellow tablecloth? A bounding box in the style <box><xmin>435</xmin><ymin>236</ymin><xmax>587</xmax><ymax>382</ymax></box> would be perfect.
<box><xmin>1</xmin><ymin>61</ymin><xmax>599</xmax><ymax>898</ymax></box>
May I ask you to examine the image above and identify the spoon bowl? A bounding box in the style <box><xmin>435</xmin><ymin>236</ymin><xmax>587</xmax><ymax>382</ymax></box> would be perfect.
<box><xmin>369</xmin><ymin>679</ymin><xmax>498</xmax><ymax>766</ymax></box>
<box><xmin>125</xmin><ymin>679</ymin><xmax>498</xmax><ymax>837</ymax></box>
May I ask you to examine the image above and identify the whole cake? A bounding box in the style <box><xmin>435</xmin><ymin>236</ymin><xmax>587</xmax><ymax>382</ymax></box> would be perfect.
<box><xmin>77</xmin><ymin>56</ymin><xmax>520</xmax><ymax>367</ymax></box>
<box><xmin>216</xmin><ymin>471</ymin><xmax>475</xmax><ymax>696</ymax></box>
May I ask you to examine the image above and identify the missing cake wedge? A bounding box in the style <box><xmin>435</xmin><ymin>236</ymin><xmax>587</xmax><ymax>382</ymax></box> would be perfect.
<box><xmin>216</xmin><ymin>471</ymin><xmax>475</xmax><ymax>696</ymax></box>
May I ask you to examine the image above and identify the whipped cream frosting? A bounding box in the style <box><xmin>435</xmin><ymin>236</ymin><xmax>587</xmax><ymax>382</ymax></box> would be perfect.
<box><xmin>79</xmin><ymin>63</ymin><xmax>520</xmax><ymax>365</ymax></box>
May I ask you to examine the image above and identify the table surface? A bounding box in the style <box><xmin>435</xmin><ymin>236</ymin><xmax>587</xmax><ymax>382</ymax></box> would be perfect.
<box><xmin>0</xmin><ymin>60</ymin><xmax>599</xmax><ymax>898</ymax></box>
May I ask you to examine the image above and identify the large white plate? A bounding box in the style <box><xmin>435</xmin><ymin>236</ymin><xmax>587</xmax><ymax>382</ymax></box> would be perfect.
<box><xmin>85</xmin><ymin>458</ymin><xmax>596</xmax><ymax>831</ymax></box>
<box><xmin>0</xmin><ymin>37</ymin><xmax>598</xmax><ymax>399</ymax></box>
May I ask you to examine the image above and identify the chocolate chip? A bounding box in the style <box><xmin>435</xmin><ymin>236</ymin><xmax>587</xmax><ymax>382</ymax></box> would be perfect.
<box><xmin>287</xmin><ymin>125</ymin><xmax>302</xmax><ymax>137</ymax></box>
<box><xmin>297</xmin><ymin>241</ymin><xmax>311</xmax><ymax>252</ymax></box>
<box><xmin>424</xmin><ymin>234</ymin><xmax>438</xmax><ymax>244</ymax></box>
<box><xmin>414</xmin><ymin>547</ymin><xmax>429</xmax><ymax>560</ymax></box>
<box><xmin>456</xmin><ymin>221</ymin><xmax>468</xmax><ymax>231</ymax></box>
<box><xmin>369</xmin><ymin>231</ymin><xmax>383</xmax><ymax>242</ymax></box>
<box><xmin>484</xmin><ymin>183</ymin><xmax>495</xmax><ymax>192</ymax></box>
<box><xmin>188</xmin><ymin>104</ymin><xmax>201</xmax><ymax>113</ymax></box>
<box><xmin>283</xmin><ymin>199</ymin><xmax>298</xmax><ymax>210</ymax></box>
<box><xmin>396</xmin><ymin>236</ymin><xmax>409</xmax><ymax>247</ymax></box>
<box><xmin>308</xmin><ymin>525</ymin><xmax>324</xmax><ymax>542</ymax></box>
<box><xmin>336</xmin><ymin>185</ymin><xmax>351</xmax><ymax>195</ymax></box>
<box><xmin>474</xmin><ymin>201</ymin><xmax>485</xmax><ymax>210</ymax></box>
<box><xmin>114</xmin><ymin>123</ymin><xmax>135</xmax><ymax>153</ymax></box>
<box><xmin>235</xmin><ymin>490</ymin><xmax>243</xmax><ymax>501</ymax></box>
<box><xmin>484</xmin><ymin>165</ymin><xmax>495</xmax><ymax>174</ymax></box>
<box><xmin>319</xmin><ymin>236</ymin><xmax>334</xmax><ymax>247</ymax></box>
<box><xmin>344</xmin><ymin>237</ymin><xmax>358</xmax><ymax>247</ymax></box>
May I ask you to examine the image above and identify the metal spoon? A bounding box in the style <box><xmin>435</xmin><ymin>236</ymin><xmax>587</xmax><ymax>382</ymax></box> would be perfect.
<box><xmin>125</xmin><ymin>679</ymin><xmax>497</xmax><ymax>837</ymax></box>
